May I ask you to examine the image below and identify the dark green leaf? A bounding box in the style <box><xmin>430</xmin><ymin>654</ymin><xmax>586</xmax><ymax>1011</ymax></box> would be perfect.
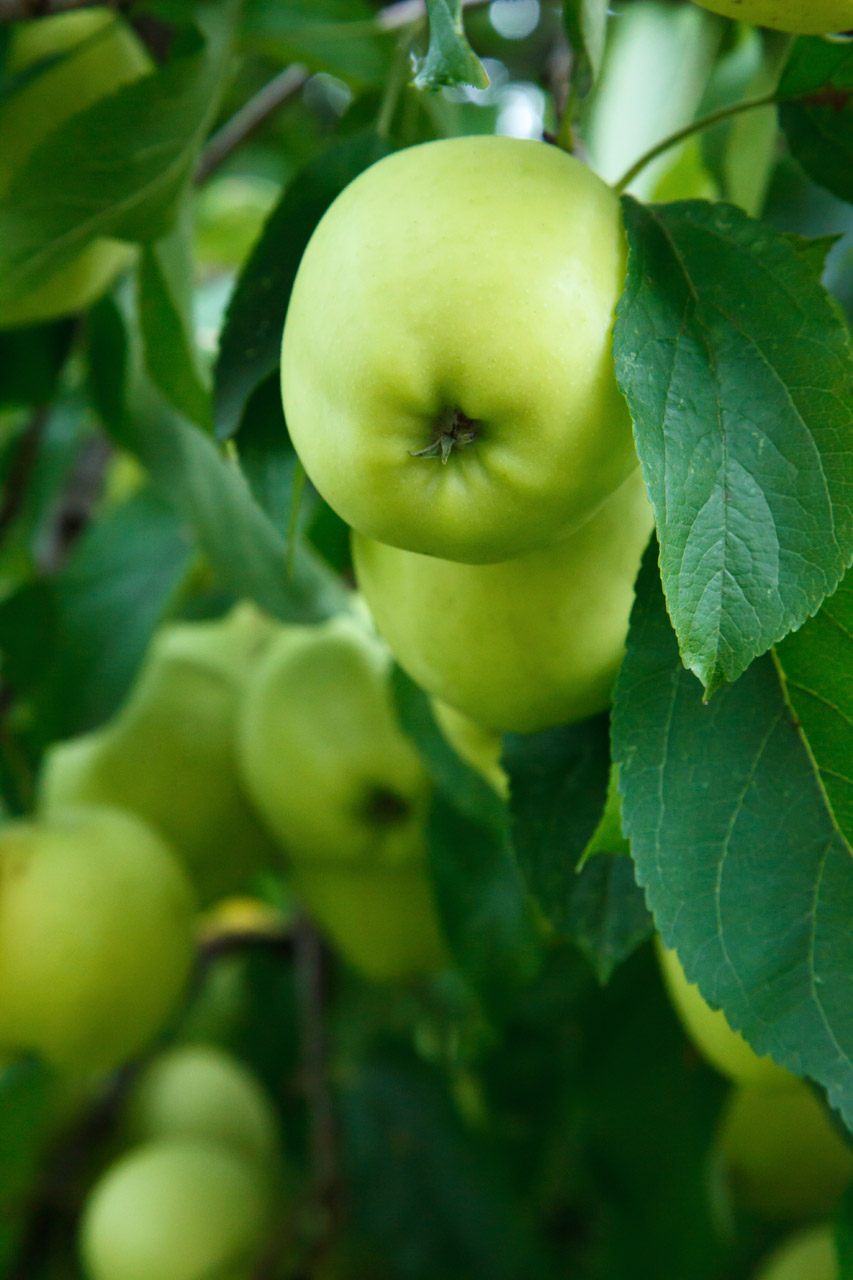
<box><xmin>137</xmin><ymin>210</ymin><xmax>211</xmax><ymax>429</ymax></box>
<box><xmin>235</xmin><ymin>374</ymin><xmax>302</xmax><ymax>540</ymax></box>
<box><xmin>502</xmin><ymin>717</ymin><xmax>611</xmax><ymax>932</ymax></box>
<box><xmin>778</xmin><ymin>39</ymin><xmax>853</xmax><ymax>204</ymax></box>
<box><xmin>214</xmin><ymin>131</ymin><xmax>391</xmax><ymax>442</ymax></box>
<box><xmin>0</xmin><ymin>2</ymin><xmax>238</xmax><ymax>306</ymax></box>
<box><xmin>581</xmin><ymin>764</ymin><xmax>630</xmax><ymax>863</ymax></box>
<box><xmin>413</xmin><ymin>0</ymin><xmax>490</xmax><ymax>92</ymax></box>
<box><xmin>0</xmin><ymin>1058</ymin><xmax>55</xmax><ymax>1276</ymax></box>
<box><xmin>566</xmin><ymin>853</ymin><xmax>652</xmax><ymax>984</ymax></box>
<box><xmin>394</xmin><ymin>671</ymin><xmax>542</xmax><ymax>1012</ymax></box>
<box><xmin>342</xmin><ymin>1050</ymin><xmax>550</xmax><ymax>1280</ymax></box>
<box><xmin>614</xmin><ymin>197</ymin><xmax>853</xmax><ymax>695</ymax></box>
<box><xmin>613</xmin><ymin>545</ymin><xmax>853</xmax><ymax>1133</ymax></box>
<box><xmin>0</xmin><ymin>321</ymin><xmax>75</xmax><ymax>409</ymax></box>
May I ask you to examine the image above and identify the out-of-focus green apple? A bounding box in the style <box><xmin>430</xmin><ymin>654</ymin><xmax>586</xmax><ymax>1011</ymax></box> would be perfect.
<box><xmin>0</xmin><ymin>9</ymin><xmax>151</xmax><ymax>329</ymax></box>
<box><xmin>124</xmin><ymin>1044</ymin><xmax>279</xmax><ymax>1168</ymax></box>
<box><xmin>352</xmin><ymin>465</ymin><xmax>654</xmax><ymax>734</ymax></box>
<box><xmin>431</xmin><ymin>699</ymin><xmax>508</xmax><ymax>799</ymax></box>
<box><xmin>40</xmin><ymin>605</ymin><xmax>281</xmax><ymax>906</ymax></box>
<box><xmin>79</xmin><ymin>1139</ymin><xmax>270</xmax><ymax>1280</ymax></box>
<box><xmin>0</xmin><ymin>807</ymin><xmax>195</xmax><ymax>1074</ymax></box>
<box><xmin>718</xmin><ymin>1080</ymin><xmax>853</xmax><ymax>1220</ymax></box>
<box><xmin>239</xmin><ymin>614</ymin><xmax>447</xmax><ymax>980</ymax></box>
<box><xmin>689</xmin><ymin>0</ymin><xmax>853</xmax><ymax>33</ymax></box>
<box><xmin>281</xmin><ymin>136</ymin><xmax>638</xmax><ymax>565</ymax></box>
<box><xmin>657</xmin><ymin>940</ymin><xmax>792</xmax><ymax>1088</ymax></box>
<box><xmin>754</xmin><ymin>1228</ymin><xmax>837</xmax><ymax>1280</ymax></box>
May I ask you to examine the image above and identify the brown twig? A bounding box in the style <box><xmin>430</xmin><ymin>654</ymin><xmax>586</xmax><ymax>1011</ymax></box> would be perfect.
<box><xmin>195</xmin><ymin>64</ymin><xmax>309</xmax><ymax>185</ymax></box>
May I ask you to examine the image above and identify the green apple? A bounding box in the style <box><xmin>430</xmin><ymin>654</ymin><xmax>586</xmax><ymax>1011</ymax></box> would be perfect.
<box><xmin>718</xmin><ymin>1080</ymin><xmax>853</xmax><ymax>1220</ymax></box>
<box><xmin>755</xmin><ymin>1229</ymin><xmax>837</xmax><ymax>1280</ymax></box>
<box><xmin>239</xmin><ymin>614</ymin><xmax>447</xmax><ymax>980</ymax></box>
<box><xmin>79</xmin><ymin>1139</ymin><xmax>270</xmax><ymax>1280</ymax></box>
<box><xmin>689</xmin><ymin>0</ymin><xmax>853</xmax><ymax>32</ymax></box>
<box><xmin>657</xmin><ymin>940</ymin><xmax>792</xmax><ymax>1088</ymax></box>
<box><xmin>352</xmin><ymin>464</ymin><xmax>654</xmax><ymax>735</ymax></box>
<box><xmin>281</xmin><ymin>135</ymin><xmax>637</xmax><ymax>565</ymax></box>
<box><xmin>124</xmin><ymin>1044</ymin><xmax>279</xmax><ymax>1168</ymax></box>
<box><xmin>0</xmin><ymin>9</ymin><xmax>151</xmax><ymax>329</ymax></box>
<box><xmin>0</xmin><ymin>807</ymin><xmax>195</xmax><ymax>1075</ymax></box>
<box><xmin>431</xmin><ymin>699</ymin><xmax>508</xmax><ymax>799</ymax></box>
<box><xmin>40</xmin><ymin>605</ymin><xmax>281</xmax><ymax>906</ymax></box>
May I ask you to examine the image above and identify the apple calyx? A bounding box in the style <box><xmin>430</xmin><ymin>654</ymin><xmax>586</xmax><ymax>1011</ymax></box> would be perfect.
<box><xmin>410</xmin><ymin>406</ymin><xmax>481</xmax><ymax>464</ymax></box>
<box><xmin>361</xmin><ymin>785</ymin><xmax>413</xmax><ymax>827</ymax></box>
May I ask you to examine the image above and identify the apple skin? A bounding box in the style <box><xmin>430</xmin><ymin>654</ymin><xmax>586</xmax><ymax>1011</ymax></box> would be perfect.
<box><xmin>239</xmin><ymin>614</ymin><xmax>447</xmax><ymax>980</ymax></box>
<box><xmin>79</xmin><ymin>1139</ymin><xmax>270</xmax><ymax>1280</ymax></box>
<box><xmin>124</xmin><ymin>1044</ymin><xmax>279</xmax><ymax>1169</ymax></box>
<box><xmin>0</xmin><ymin>10</ymin><xmax>150</xmax><ymax>329</ymax></box>
<box><xmin>755</xmin><ymin>1229</ymin><xmax>837</xmax><ymax>1280</ymax></box>
<box><xmin>657</xmin><ymin>940</ymin><xmax>792</xmax><ymax>1088</ymax></box>
<box><xmin>40</xmin><ymin>605</ymin><xmax>281</xmax><ymax>907</ymax></box>
<box><xmin>281</xmin><ymin>135</ymin><xmax>637</xmax><ymax>565</ymax></box>
<box><xmin>689</xmin><ymin>0</ymin><xmax>853</xmax><ymax>33</ymax></box>
<box><xmin>718</xmin><ymin>1080</ymin><xmax>853</xmax><ymax>1220</ymax></box>
<box><xmin>0</xmin><ymin>807</ymin><xmax>196</xmax><ymax>1075</ymax></box>
<box><xmin>352</xmin><ymin>464</ymin><xmax>654</xmax><ymax>735</ymax></box>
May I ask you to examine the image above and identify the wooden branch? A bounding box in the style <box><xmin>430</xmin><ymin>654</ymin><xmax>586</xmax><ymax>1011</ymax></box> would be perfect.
<box><xmin>195</xmin><ymin>63</ymin><xmax>308</xmax><ymax>185</ymax></box>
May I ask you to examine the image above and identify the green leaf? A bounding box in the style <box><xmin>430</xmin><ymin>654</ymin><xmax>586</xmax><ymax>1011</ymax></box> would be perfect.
<box><xmin>214</xmin><ymin>131</ymin><xmax>391</xmax><ymax>442</ymax></box>
<box><xmin>612</xmin><ymin>545</ymin><xmax>853</xmax><ymax>1133</ymax></box>
<box><xmin>566</xmin><ymin>853</ymin><xmax>652</xmax><ymax>985</ymax></box>
<box><xmin>393</xmin><ymin>670</ymin><xmax>542</xmax><ymax>1012</ymax></box>
<box><xmin>413</xmin><ymin>0</ymin><xmax>490</xmax><ymax>92</ymax></box>
<box><xmin>563</xmin><ymin>0</ymin><xmax>608</xmax><ymax>99</ymax></box>
<box><xmin>0</xmin><ymin>2</ymin><xmax>238</xmax><ymax>307</ymax></box>
<box><xmin>342</xmin><ymin>1050</ymin><xmax>550</xmax><ymax>1280</ymax></box>
<box><xmin>137</xmin><ymin>209</ymin><xmax>211</xmax><ymax>430</ymax></box>
<box><xmin>235</xmin><ymin>375</ymin><xmax>303</xmax><ymax>541</ymax></box>
<box><xmin>502</xmin><ymin>718</ymin><xmax>611</xmax><ymax>932</ymax></box>
<box><xmin>0</xmin><ymin>321</ymin><xmax>75</xmax><ymax>409</ymax></box>
<box><xmin>581</xmin><ymin>764</ymin><xmax>630</xmax><ymax>863</ymax></box>
<box><xmin>243</xmin><ymin>0</ymin><xmax>393</xmax><ymax>86</ymax></box>
<box><xmin>777</xmin><ymin>40</ymin><xmax>853</xmax><ymax>205</ymax></box>
<box><xmin>614</xmin><ymin>197</ymin><xmax>853</xmax><ymax>695</ymax></box>
<box><xmin>0</xmin><ymin>1057</ymin><xmax>55</xmax><ymax>1275</ymax></box>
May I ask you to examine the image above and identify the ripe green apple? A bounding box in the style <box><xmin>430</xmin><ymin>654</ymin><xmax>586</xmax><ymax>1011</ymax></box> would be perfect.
<box><xmin>79</xmin><ymin>1139</ymin><xmax>270</xmax><ymax>1280</ymax></box>
<box><xmin>124</xmin><ymin>1044</ymin><xmax>279</xmax><ymax>1169</ymax></box>
<box><xmin>755</xmin><ymin>1229</ymin><xmax>837</xmax><ymax>1280</ymax></box>
<box><xmin>689</xmin><ymin>0</ymin><xmax>853</xmax><ymax>32</ymax></box>
<box><xmin>0</xmin><ymin>9</ymin><xmax>151</xmax><ymax>329</ymax></box>
<box><xmin>239</xmin><ymin>614</ymin><xmax>447</xmax><ymax>980</ymax></box>
<box><xmin>718</xmin><ymin>1080</ymin><xmax>853</xmax><ymax>1220</ymax></box>
<box><xmin>352</xmin><ymin>464</ymin><xmax>654</xmax><ymax>735</ymax></box>
<box><xmin>281</xmin><ymin>135</ymin><xmax>638</xmax><ymax>565</ymax></box>
<box><xmin>40</xmin><ymin>605</ymin><xmax>281</xmax><ymax>906</ymax></box>
<box><xmin>657</xmin><ymin>940</ymin><xmax>793</xmax><ymax>1088</ymax></box>
<box><xmin>0</xmin><ymin>807</ymin><xmax>195</xmax><ymax>1075</ymax></box>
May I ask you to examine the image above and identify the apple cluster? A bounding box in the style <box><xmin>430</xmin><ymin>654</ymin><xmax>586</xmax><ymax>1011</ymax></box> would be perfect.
<box><xmin>658</xmin><ymin>943</ymin><xmax>852</xmax><ymax>1274</ymax></box>
<box><xmin>281</xmin><ymin>135</ymin><xmax>655</xmax><ymax>736</ymax></box>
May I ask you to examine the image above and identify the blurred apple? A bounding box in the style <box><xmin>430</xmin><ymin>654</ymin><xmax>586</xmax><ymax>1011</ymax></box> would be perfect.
<box><xmin>718</xmin><ymin>1080</ymin><xmax>853</xmax><ymax>1220</ymax></box>
<box><xmin>40</xmin><ymin>605</ymin><xmax>281</xmax><ymax>906</ymax></box>
<box><xmin>125</xmin><ymin>1044</ymin><xmax>279</xmax><ymax>1168</ymax></box>
<box><xmin>79</xmin><ymin>1139</ymin><xmax>270</xmax><ymax>1280</ymax></box>
<box><xmin>689</xmin><ymin>0</ymin><xmax>853</xmax><ymax>34</ymax></box>
<box><xmin>0</xmin><ymin>9</ymin><xmax>150</xmax><ymax>329</ymax></box>
<box><xmin>754</xmin><ymin>1228</ymin><xmax>837</xmax><ymax>1280</ymax></box>
<box><xmin>0</xmin><ymin>807</ymin><xmax>195</xmax><ymax>1074</ymax></box>
<box><xmin>239</xmin><ymin>613</ymin><xmax>447</xmax><ymax>980</ymax></box>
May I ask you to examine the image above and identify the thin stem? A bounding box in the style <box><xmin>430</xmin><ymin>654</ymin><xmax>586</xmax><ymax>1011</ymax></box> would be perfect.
<box><xmin>377</xmin><ymin>0</ymin><xmax>490</xmax><ymax>31</ymax></box>
<box><xmin>613</xmin><ymin>91</ymin><xmax>778</xmax><ymax>195</ymax></box>
<box><xmin>376</xmin><ymin>22</ymin><xmax>417</xmax><ymax>139</ymax></box>
<box><xmin>195</xmin><ymin>64</ymin><xmax>308</xmax><ymax>185</ymax></box>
